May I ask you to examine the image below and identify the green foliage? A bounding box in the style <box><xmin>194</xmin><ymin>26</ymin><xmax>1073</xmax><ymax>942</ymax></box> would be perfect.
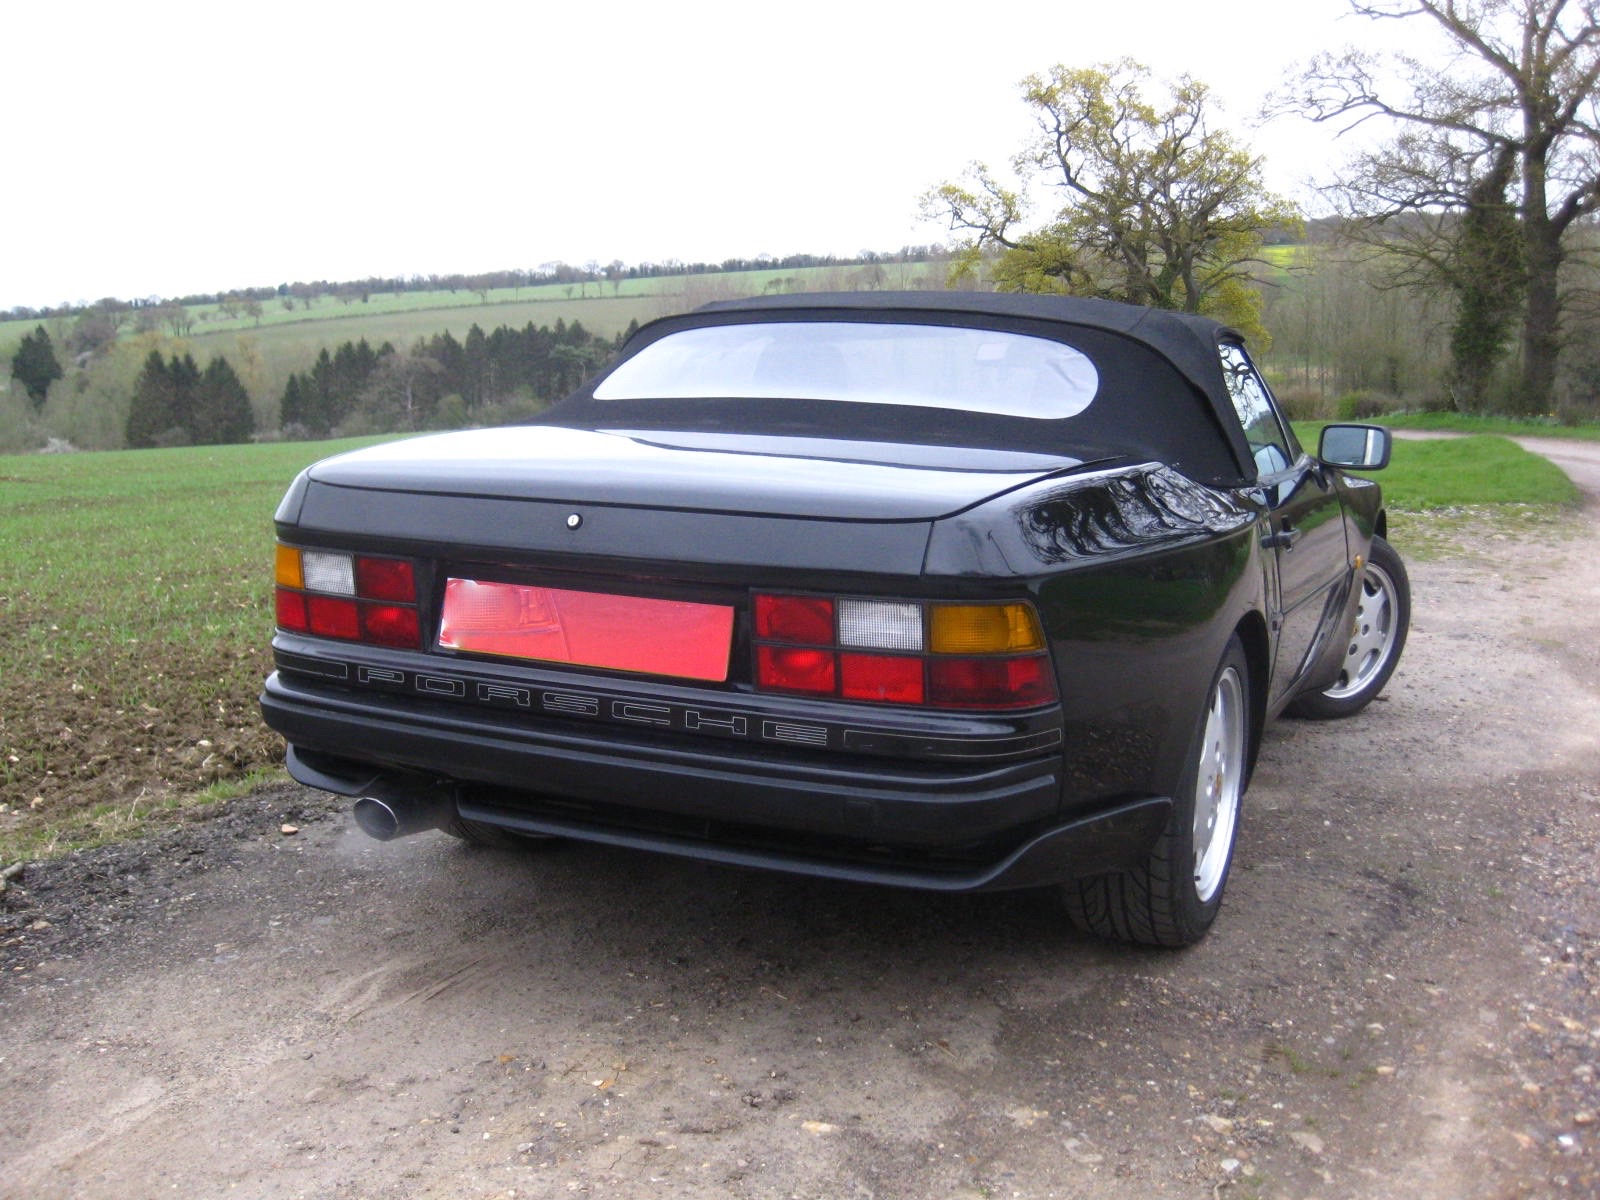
<box><xmin>1447</xmin><ymin>150</ymin><xmax>1525</xmax><ymax>411</ymax></box>
<box><xmin>1288</xmin><ymin>1</ymin><xmax>1600</xmax><ymax>414</ymax></box>
<box><xmin>10</xmin><ymin>325</ymin><xmax>64</xmax><ymax>409</ymax></box>
<box><xmin>3</xmin><ymin>263</ymin><xmax>950</xmax><ymax>454</ymax></box>
<box><xmin>1255</xmin><ymin>241</ymin><xmax>1452</xmax><ymax>406</ymax></box>
<box><xmin>284</xmin><ymin>341</ymin><xmax>381</xmax><ymax>436</ymax></box>
<box><xmin>1334</xmin><ymin>391</ymin><xmax>1393</xmax><ymax>420</ymax></box>
<box><xmin>925</xmin><ymin>60</ymin><xmax>1300</xmax><ymax>338</ymax></box>
<box><xmin>195</xmin><ymin>357</ymin><xmax>255</xmax><ymax>444</ymax></box>
<box><xmin>126</xmin><ymin>350</ymin><xmax>253</xmax><ymax>448</ymax></box>
<box><xmin>125</xmin><ymin>350</ymin><xmax>175</xmax><ymax>448</ymax></box>
<box><xmin>276</xmin><ymin>319</ymin><xmax>618</xmax><ymax>437</ymax></box>
<box><xmin>1270</xmin><ymin>385</ymin><xmax>1335</xmax><ymax>423</ymax></box>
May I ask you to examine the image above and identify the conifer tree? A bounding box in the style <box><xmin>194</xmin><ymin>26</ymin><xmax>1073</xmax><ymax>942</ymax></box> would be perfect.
<box><xmin>167</xmin><ymin>354</ymin><xmax>202</xmax><ymax>441</ymax></box>
<box><xmin>194</xmin><ymin>356</ymin><xmax>255</xmax><ymax>444</ymax></box>
<box><xmin>306</xmin><ymin>348</ymin><xmax>337</xmax><ymax>435</ymax></box>
<box><xmin>11</xmin><ymin>325</ymin><xmax>64</xmax><ymax>410</ymax></box>
<box><xmin>125</xmin><ymin>351</ymin><xmax>175</xmax><ymax>448</ymax></box>
<box><xmin>280</xmin><ymin>373</ymin><xmax>308</xmax><ymax>432</ymax></box>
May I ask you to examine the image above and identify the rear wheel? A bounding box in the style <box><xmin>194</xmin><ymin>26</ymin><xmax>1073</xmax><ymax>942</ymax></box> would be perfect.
<box><xmin>1288</xmin><ymin>536</ymin><xmax>1409</xmax><ymax>719</ymax></box>
<box><xmin>1064</xmin><ymin>636</ymin><xmax>1250</xmax><ymax>947</ymax></box>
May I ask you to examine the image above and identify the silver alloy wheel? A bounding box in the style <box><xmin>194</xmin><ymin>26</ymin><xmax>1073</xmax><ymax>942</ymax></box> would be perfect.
<box><xmin>1324</xmin><ymin>561</ymin><xmax>1399</xmax><ymax>700</ymax></box>
<box><xmin>1192</xmin><ymin>666</ymin><xmax>1245</xmax><ymax>903</ymax></box>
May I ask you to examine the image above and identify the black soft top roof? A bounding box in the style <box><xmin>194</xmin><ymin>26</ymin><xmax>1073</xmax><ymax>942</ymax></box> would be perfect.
<box><xmin>551</xmin><ymin>291</ymin><xmax>1256</xmax><ymax>485</ymax></box>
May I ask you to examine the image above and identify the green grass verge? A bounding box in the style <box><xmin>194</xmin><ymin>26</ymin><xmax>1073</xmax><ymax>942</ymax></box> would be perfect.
<box><xmin>1377</xmin><ymin>434</ymin><xmax>1579</xmax><ymax>508</ymax></box>
<box><xmin>1</xmin><ymin>767</ymin><xmax>288</xmax><ymax>863</ymax></box>
<box><xmin>1296</xmin><ymin>426</ymin><xmax>1580</xmax><ymax>508</ymax></box>
<box><xmin>1380</xmin><ymin>412</ymin><xmax>1600</xmax><ymax>440</ymax></box>
<box><xmin>1297</xmin><ymin>424</ymin><xmax>1584</xmax><ymax>560</ymax></box>
<box><xmin>0</xmin><ymin>436</ymin><xmax>395</xmax><ymax>863</ymax></box>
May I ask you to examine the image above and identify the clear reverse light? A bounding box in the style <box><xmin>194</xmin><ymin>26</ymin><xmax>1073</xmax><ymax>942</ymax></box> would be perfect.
<box><xmin>302</xmin><ymin>551</ymin><xmax>356</xmax><ymax>596</ymax></box>
<box><xmin>838</xmin><ymin>599</ymin><xmax>923</xmax><ymax>651</ymax></box>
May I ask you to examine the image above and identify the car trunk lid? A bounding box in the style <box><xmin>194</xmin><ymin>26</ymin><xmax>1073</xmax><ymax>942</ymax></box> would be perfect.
<box><xmin>300</xmin><ymin>425</ymin><xmax>1082</xmax><ymax>522</ymax></box>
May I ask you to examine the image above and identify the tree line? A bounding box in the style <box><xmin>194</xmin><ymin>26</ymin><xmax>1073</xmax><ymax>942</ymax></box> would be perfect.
<box><xmin>927</xmin><ymin>2</ymin><xmax>1600</xmax><ymax>418</ymax></box>
<box><xmin>125</xmin><ymin>351</ymin><xmax>255</xmax><ymax>448</ymax></box>
<box><xmin>277</xmin><ymin>318</ymin><xmax>633</xmax><ymax>438</ymax></box>
<box><xmin>1272</xmin><ymin>0</ymin><xmax>1600</xmax><ymax>416</ymax></box>
<box><xmin>2</xmin><ymin>249</ymin><xmax>947</xmax><ymax>324</ymax></box>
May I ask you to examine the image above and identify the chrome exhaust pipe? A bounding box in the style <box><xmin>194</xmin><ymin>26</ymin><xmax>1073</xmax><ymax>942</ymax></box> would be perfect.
<box><xmin>352</xmin><ymin>779</ymin><xmax>453</xmax><ymax>841</ymax></box>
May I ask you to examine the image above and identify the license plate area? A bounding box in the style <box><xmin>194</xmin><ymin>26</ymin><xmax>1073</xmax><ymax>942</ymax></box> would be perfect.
<box><xmin>438</xmin><ymin>578</ymin><xmax>735</xmax><ymax>682</ymax></box>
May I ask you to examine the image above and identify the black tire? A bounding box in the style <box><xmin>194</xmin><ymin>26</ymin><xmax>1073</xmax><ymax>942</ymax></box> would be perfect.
<box><xmin>1064</xmin><ymin>636</ymin><xmax>1251</xmax><ymax>948</ymax></box>
<box><xmin>1287</xmin><ymin>535</ymin><xmax>1410</xmax><ymax>720</ymax></box>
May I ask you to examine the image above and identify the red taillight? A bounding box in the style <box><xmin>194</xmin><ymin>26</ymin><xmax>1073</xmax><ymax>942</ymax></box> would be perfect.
<box><xmin>307</xmin><ymin>594</ymin><xmax>361</xmax><ymax>640</ymax></box>
<box><xmin>276</xmin><ymin>545</ymin><xmax>421</xmax><ymax>649</ymax></box>
<box><xmin>357</xmin><ymin>557</ymin><xmax>416</xmax><ymax>603</ymax></box>
<box><xmin>840</xmin><ymin>653</ymin><xmax>924</xmax><ymax>704</ymax></box>
<box><xmin>275</xmin><ymin>588</ymin><xmax>308</xmax><ymax>632</ymax></box>
<box><xmin>755</xmin><ymin>594</ymin><xmax>834</xmax><ymax>644</ymax></box>
<box><xmin>929</xmin><ymin>655</ymin><xmax>1054</xmax><ymax>709</ymax></box>
<box><xmin>757</xmin><ymin>645</ymin><xmax>836</xmax><ymax>694</ymax></box>
<box><xmin>362</xmin><ymin>604</ymin><xmax>421</xmax><ymax>648</ymax></box>
<box><xmin>752</xmin><ymin>592</ymin><xmax>1055</xmax><ymax>711</ymax></box>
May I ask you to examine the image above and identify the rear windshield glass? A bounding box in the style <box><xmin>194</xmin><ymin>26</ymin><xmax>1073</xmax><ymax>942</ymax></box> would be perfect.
<box><xmin>548</xmin><ymin>315</ymin><xmax>1239</xmax><ymax>485</ymax></box>
<box><xmin>593</xmin><ymin>322</ymin><xmax>1099</xmax><ymax>419</ymax></box>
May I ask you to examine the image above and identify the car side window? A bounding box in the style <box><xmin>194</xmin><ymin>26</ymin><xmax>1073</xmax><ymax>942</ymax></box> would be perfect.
<box><xmin>1218</xmin><ymin>343</ymin><xmax>1296</xmax><ymax>477</ymax></box>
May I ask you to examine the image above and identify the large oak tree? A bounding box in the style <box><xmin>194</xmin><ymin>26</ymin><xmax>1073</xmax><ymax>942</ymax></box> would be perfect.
<box><xmin>924</xmin><ymin>61</ymin><xmax>1299</xmax><ymax>339</ymax></box>
<box><xmin>1283</xmin><ymin>0</ymin><xmax>1600</xmax><ymax>413</ymax></box>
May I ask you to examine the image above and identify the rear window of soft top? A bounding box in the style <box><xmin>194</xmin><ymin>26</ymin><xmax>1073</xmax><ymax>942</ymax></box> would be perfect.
<box><xmin>593</xmin><ymin>321</ymin><xmax>1099</xmax><ymax>419</ymax></box>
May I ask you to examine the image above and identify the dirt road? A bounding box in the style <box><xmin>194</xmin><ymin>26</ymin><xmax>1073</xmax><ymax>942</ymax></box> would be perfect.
<box><xmin>2</xmin><ymin>459</ymin><xmax>1597</xmax><ymax>1198</ymax></box>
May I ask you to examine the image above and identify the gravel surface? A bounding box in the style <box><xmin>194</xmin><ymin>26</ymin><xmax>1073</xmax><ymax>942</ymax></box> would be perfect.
<box><xmin>1</xmin><ymin>454</ymin><xmax>1597</xmax><ymax>1199</ymax></box>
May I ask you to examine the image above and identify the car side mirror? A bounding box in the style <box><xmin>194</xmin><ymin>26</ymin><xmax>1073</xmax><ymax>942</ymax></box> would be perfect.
<box><xmin>1319</xmin><ymin>424</ymin><xmax>1392</xmax><ymax>471</ymax></box>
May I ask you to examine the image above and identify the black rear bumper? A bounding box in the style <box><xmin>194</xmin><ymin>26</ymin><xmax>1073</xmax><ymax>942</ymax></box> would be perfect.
<box><xmin>262</xmin><ymin>671</ymin><xmax>1169</xmax><ymax>891</ymax></box>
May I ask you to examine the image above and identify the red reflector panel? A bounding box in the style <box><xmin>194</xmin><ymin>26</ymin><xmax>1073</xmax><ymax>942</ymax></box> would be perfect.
<box><xmin>307</xmin><ymin>595</ymin><xmax>361</xmax><ymax>641</ymax></box>
<box><xmin>362</xmin><ymin>604</ymin><xmax>420</xmax><ymax>648</ymax></box>
<box><xmin>275</xmin><ymin>588</ymin><xmax>309</xmax><ymax>632</ymax></box>
<box><xmin>754</xmin><ymin>594</ymin><xmax>834</xmax><ymax>644</ymax></box>
<box><xmin>928</xmin><ymin>655</ymin><xmax>1056</xmax><ymax>709</ymax></box>
<box><xmin>356</xmin><ymin>557</ymin><xmax>416</xmax><ymax>602</ymax></box>
<box><xmin>756</xmin><ymin>645</ymin><xmax>837</xmax><ymax>694</ymax></box>
<box><xmin>439</xmin><ymin>579</ymin><xmax>734</xmax><ymax>682</ymax></box>
<box><xmin>840</xmin><ymin>653</ymin><xmax>924</xmax><ymax>704</ymax></box>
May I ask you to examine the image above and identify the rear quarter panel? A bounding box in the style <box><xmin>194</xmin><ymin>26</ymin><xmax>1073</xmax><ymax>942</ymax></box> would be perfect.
<box><xmin>926</xmin><ymin>464</ymin><xmax>1266</xmax><ymax>811</ymax></box>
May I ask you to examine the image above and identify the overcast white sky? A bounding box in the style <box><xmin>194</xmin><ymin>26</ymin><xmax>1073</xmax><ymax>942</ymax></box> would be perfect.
<box><xmin>4</xmin><ymin>0</ymin><xmax>1395</xmax><ymax>310</ymax></box>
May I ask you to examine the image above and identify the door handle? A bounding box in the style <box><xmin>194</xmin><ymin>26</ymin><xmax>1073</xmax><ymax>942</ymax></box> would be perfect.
<box><xmin>1262</xmin><ymin>526</ymin><xmax>1303</xmax><ymax>551</ymax></box>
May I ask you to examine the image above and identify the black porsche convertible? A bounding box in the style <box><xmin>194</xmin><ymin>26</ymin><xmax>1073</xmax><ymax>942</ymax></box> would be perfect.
<box><xmin>260</xmin><ymin>292</ymin><xmax>1409</xmax><ymax>946</ymax></box>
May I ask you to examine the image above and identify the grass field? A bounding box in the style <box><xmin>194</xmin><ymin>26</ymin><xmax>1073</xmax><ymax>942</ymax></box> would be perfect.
<box><xmin>0</xmin><ymin>263</ymin><xmax>943</xmax><ymax>363</ymax></box>
<box><xmin>1380</xmin><ymin>411</ymin><xmax>1600</xmax><ymax>440</ymax></box>
<box><xmin>1295</xmin><ymin>424</ymin><xmax>1581</xmax><ymax>507</ymax></box>
<box><xmin>3</xmin><ymin>263</ymin><xmax>945</xmax><ymax>432</ymax></box>
<box><xmin>0</xmin><ymin>429</ymin><xmax>1581</xmax><ymax>862</ymax></box>
<box><xmin>1380</xmin><ymin>434</ymin><xmax>1579</xmax><ymax>506</ymax></box>
<box><xmin>0</xmin><ymin>437</ymin><xmax>390</xmax><ymax>859</ymax></box>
